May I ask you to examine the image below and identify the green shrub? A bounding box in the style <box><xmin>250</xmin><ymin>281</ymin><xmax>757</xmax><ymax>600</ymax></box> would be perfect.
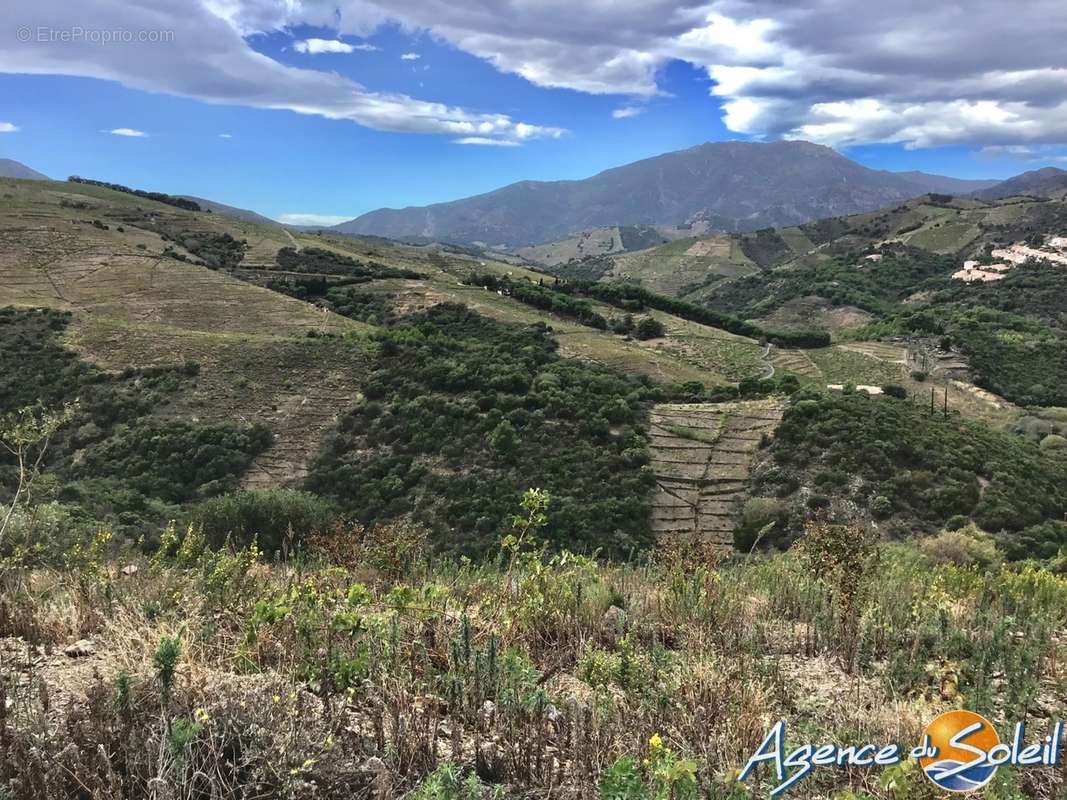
<box><xmin>1040</xmin><ymin>434</ymin><xmax>1067</xmax><ymax>451</ymax></box>
<box><xmin>870</xmin><ymin>495</ymin><xmax>893</xmax><ymax>519</ymax></box>
<box><xmin>734</xmin><ymin>497</ymin><xmax>790</xmax><ymax>551</ymax></box>
<box><xmin>194</xmin><ymin>490</ymin><xmax>340</xmax><ymax>553</ymax></box>
<box><xmin>1000</xmin><ymin>520</ymin><xmax>1067</xmax><ymax>561</ymax></box>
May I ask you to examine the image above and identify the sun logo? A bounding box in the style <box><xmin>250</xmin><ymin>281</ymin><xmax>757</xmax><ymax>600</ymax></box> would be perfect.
<box><xmin>920</xmin><ymin>710</ymin><xmax>1000</xmax><ymax>792</ymax></box>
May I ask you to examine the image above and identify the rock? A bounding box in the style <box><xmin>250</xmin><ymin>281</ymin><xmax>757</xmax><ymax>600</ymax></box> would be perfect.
<box><xmin>480</xmin><ymin>700</ymin><xmax>497</xmax><ymax>720</ymax></box>
<box><xmin>121</xmin><ymin>564</ymin><xmax>139</xmax><ymax>577</ymax></box>
<box><xmin>64</xmin><ymin>639</ymin><xmax>95</xmax><ymax>657</ymax></box>
<box><xmin>545</xmin><ymin>703</ymin><xmax>563</xmax><ymax>724</ymax></box>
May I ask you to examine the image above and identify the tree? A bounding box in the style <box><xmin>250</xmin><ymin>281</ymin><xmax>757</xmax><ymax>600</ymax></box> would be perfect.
<box><xmin>633</xmin><ymin>316</ymin><xmax>666</xmax><ymax>340</ymax></box>
<box><xmin>0</xmin><ymin>403</ymin><xmax>77</xmax><ymax>548</ymax></box>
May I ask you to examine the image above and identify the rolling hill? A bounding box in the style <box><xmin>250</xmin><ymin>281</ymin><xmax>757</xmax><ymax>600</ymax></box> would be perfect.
<box><xmin>334</xmin><ymin>140</ymin><xmax>994</xmax><ymax>247</ymax></box>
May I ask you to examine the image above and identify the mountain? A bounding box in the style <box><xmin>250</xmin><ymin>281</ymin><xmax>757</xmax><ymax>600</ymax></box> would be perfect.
<box><xmin>178</xmin><ymin>195</ymin><xmax>280</xmax><ymax>226</ymax></box>
<box><xmin>0</xmin><ymin>158</ymin><xmax>48</xmax><ymax>180</ymax></box>
<box><xmin>891</xmin><ymin>170</ymin><xmax>998</xmax><ymax>195</ymax></box>
<box><xmin>974</xmin><ymin>166</ymin><xmax>1067</xmax><ymax>200</ymax></box>
<box><xmin>335</xmin><ymin>141</ymin><xmax>995</xmax><ymax>248</ymax></box>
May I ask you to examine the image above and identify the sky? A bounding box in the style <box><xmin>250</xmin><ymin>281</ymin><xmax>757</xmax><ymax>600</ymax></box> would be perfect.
<box><xmin>3</xmin><ymin>0</ymin><xmax>1067</xmax><ymax>225</ymax></box>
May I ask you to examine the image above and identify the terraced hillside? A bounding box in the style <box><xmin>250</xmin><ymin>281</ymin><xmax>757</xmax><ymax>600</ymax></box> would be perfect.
<box><xmin>648</xmin><ymin>400</ymin><xmax>784</xmax><ymax>545</ymax></box>
<box><xmin>0</xmin><ymin>176</ymin><xmax>785</xmax><ymax>500</ymax></box>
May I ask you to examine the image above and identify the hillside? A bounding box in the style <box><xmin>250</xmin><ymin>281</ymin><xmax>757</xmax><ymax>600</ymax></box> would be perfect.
<box><xmin>177</xmin><ymin>194</ymin><xmax>281</xmax><ymax>226</ymax></box>
<box><xmin>974</xmin><ymin>166</ymin><xmax>1067</xmax><ymax>200</ymax></box>
<box><xmin>335</xmin><ymin>141</ymin><xmax>992</xmax><ymax>247</ymax></box>
<box><xmin>1</xmin><ymin>176</ymin><xmax>802</xmax><ymax>552</ymax></box>
<box><xmin>5</xmin><ymin>174</ymin><xmax>1067</xmax><ymax>800</ymax></box>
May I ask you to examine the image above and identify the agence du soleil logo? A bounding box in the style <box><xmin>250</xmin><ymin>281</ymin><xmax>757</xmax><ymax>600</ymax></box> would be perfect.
<box><xmin>739</xmin><ymin>711</ymin><xmax>1063</xmax><ymax>795</ymax></box>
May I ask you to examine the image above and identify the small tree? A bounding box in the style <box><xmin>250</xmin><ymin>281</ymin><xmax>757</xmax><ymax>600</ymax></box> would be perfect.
<box><xmin>633</xmin><ymin>316</ymin><xmax>666</xmax><ymax>340</ymax></box>
<box><xmin>797</xmin><ymin>517</ymin><xmax>880</xmax><ymax>672</ymax></box>
<box><xmin>0</xmin><ymin>403</ymin><xmax>77</xmax><ymax>549</ymax></box>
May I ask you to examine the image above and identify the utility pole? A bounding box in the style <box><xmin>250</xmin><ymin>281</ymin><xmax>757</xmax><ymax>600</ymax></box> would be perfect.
<box><xmin>943</xmin><ymin>385</ymin><xmax>949</xmax><ymax>418</ymax></box>
<box><xmin>930</xmin><ymin>387</ymin><xmax>935</xmax><ymax>415</ymax></box>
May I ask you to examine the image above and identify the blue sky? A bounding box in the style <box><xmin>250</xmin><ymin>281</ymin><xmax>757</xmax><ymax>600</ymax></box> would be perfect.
<box><xmin>4</xmin><ymin>2</ymin><xmax>1067</xmax><ymax>224</ymax></box>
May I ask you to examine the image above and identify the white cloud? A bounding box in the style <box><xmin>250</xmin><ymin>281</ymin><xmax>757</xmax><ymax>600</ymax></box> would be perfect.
<box><xmin>15</xmin><ymin>0</ymin><xmax>1067</xmax><ymax>150</ymax></box>
<box><xmin>400</xmin><ymin>52</ymin><xmax>420</xmax><ymax>61</ymax></box>
<box><xmin>453</xmin><ymin>137</ymin><xmax>520</xmax><ymax>146</ymax></box>
<box><xmin>612</xmin><ymin>106</ymin><xmax>644</xmax><ymax>119</ymax></box>
<box><xmin>0</xmin><ymin>122</ymin><xmax>18</xmax><ymax>133</ymax></box>
<box><xmin>1</xmin><ymin>1</ymin><xmax>563</xmax><ymax>145</ymax></box>
<box><xmin>108</xmin><ymin>128</ymin><xmax>147</xmax><ymax>137</ymax></box>
<box><xmin>294</xmin><ymin>38</ymin><xmax>377</xmax><ymax>54</ymax></box>
<box><xmin>276</xmin><ymin>213</ymin><xmax>352</xmax><ymax>226</ymax></box>
<box><xmin>219</xmin><ymin>133</ymin><xmax>233</xmax><ymax>138</ymax></box>
<box><xmin>198</xmin><ymin>0</ymin><xmax>1067</xmax><ymax>149</ymax></box>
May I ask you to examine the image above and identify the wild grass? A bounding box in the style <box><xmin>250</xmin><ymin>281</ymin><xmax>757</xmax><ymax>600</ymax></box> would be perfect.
<box><xmin>1</xmin><ymin>504</ymin><xmax>1064</xmax><ymax>799</ymax></box>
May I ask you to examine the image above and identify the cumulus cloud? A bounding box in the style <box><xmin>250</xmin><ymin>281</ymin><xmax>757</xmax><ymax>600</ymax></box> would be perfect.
<box><xmin>108</xmin><ymin>128</ymin><xmax>147</xmax><ymax>137</ymax></box>
<box><xmin>612</xmin><ymin>106</ymin><xmax>644</xmax><ymax>119</ymax></box>
<box><xmin>0</xmin><ymin>122</ymin><xmax>18</xmax><ymax>133</ymax></box>
<box><xmin>276</xmin><ymin>213</ymin><xmax>352</xmax><ymax>226</ymax></box>
<box><xmin>400</xmin><ymin>52</ymin><xmax>420</xmax><ymax>60</ymax></box>
<box><xmin>199</xmin><ymin>0</ymin><xmax>1067</xmax><ymax>149</ymax></box>
<box><xmin>2</xmin><ymin>0</ymin><xmax>562</xmax><ymax>145</ymax></box>
<box><xmin>294</xmin><ymin>38</ymin><xmax>377</xmax><ymax>54</ymax></box>
<box><xmin>453</xmin><ymin>137</ymin><xmax>520</xmax><ymax>146</ymax></box>
<box><xmin>12</xmin><ymin>0</ymin><xmax>1067</xmax><ymax>150</ymax></box>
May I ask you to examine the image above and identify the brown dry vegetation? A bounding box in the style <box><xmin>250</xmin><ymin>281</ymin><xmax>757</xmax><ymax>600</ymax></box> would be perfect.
<box><xmin>1</xmin><ymin>513</ymin><xmax>1065</xmax><ymax>799</ymax></box>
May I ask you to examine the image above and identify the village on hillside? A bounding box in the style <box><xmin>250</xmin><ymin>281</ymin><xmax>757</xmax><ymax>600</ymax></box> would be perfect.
<box><xmin>952</xmin><ymin>235</ymin><xmax>1067</xmax><ymax>282</ymax></box>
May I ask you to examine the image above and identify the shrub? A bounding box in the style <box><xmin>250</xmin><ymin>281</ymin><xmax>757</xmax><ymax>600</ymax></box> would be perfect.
<box><xmin>999</xmin><ymin>520</ymin><xmax>1067</xmax><ymax>561</ymax></box>
<box><xmin>1040</xmin><ymin>434</ymin><xmax>1067</xmax><ymax>452</ymax></box>
<box><xmin>919</xmin><ymin>526</ymin><xmax>1001</xmax><ymax>568</ymax></box>
<box><xmin>870</xmin><ymin>495</ymin><xmax>893</xmax><ymax>519</ymax></box>
<box><xmin>633</xmin><ymin>316</ymin><xmax>666</xmax><ymax>340</ymax></box>
<box><xmin>194</xmin><ymin>490</ymin><xmax>340</xmax><ymax>554</ymax></box>
<box><xmin>734</xmin><ymin>497</ymin><xmax>790</xmax><ymax>551</ymax></box>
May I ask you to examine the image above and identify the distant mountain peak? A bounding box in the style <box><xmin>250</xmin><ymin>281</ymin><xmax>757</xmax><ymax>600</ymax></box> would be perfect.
<box><xmin>0</xmin><ymin>159</ymin><xmax>49</xmax><ymax>181</ymax></box>
<box><xmin>334</xmin><ymin>140</ymin><xmax>995</xmax><ymax>248</ymax></box>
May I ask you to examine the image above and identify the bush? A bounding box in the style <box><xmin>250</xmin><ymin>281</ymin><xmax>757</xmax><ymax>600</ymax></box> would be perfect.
<box><xmin>734</xmin><ymin>497</ymin><xmax>790</xmax><ymax>551</ymax></box>
<box><xmin>870</xmin><ymin>495</ymin><xmax>893</xmax><ymax>519</ymax></box>
<box><xmin>194</xmin><ymin>490</ymin><xmax>340</xmax><ymax>554</ymax></box>
<box><xmin>999</xmin><ymin>520</ymin><xmax>1067</xmax><ymax>561</ymax></box>
<box><xmin>1040</xmin><ymin>434</ymin><xmax>1067</xmax><ymax>452</ymax></box>
<box><xmin>633</xmin><ymin>316</ymin><xmax>666</xmax><ymax>340</ymax></box>
<box><xmin>919</xmin><ymin>526</ymin><xmax>1001</xmax><ymax>568</ymax></box>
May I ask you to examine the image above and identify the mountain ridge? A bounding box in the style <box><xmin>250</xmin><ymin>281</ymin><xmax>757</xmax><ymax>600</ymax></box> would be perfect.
<box><xmin>334</xmin><ymin>140</ymin><xmax>996</xmax><ymax>247</ymax></box>
<box><xmin>974</xmin><ymin>166</ymin><xmax>1067</xmax><ymax>200</ymax></box>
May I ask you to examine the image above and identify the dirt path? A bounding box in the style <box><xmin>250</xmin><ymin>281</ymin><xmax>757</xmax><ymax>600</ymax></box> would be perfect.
<box><xmin>758</xmin><ymin>342</ymin><xmax>775</xmax><ymax>379</ymax></box>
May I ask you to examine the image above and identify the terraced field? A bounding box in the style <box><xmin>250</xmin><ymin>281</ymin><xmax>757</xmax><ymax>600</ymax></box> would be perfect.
<box><xmin>610</xmin><ymin>235</ymin><xmax>757</xmax><ymax>296</ymax></box>
<box><xmin>769</xmin><ymin>347</ymin><xmax>823</xmax><ymax>381</ymax></box>
<box><xmin>648</xmin><ymin>400</ymin><xmax>784</xmax><ymax>546</ymax></box>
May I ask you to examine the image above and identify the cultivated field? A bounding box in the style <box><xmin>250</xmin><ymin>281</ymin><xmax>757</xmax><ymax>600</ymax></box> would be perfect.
<box><xmin>648</xmin><ymin>400</ymin><xmax>784</xmax><ymax>545</ymax></box>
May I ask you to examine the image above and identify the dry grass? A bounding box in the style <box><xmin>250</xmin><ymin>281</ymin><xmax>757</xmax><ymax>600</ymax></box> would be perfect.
<box><xmin>2</xmin><ymin>522</ymin><xmax>1065</xmax><ymax>799</ymax></box>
